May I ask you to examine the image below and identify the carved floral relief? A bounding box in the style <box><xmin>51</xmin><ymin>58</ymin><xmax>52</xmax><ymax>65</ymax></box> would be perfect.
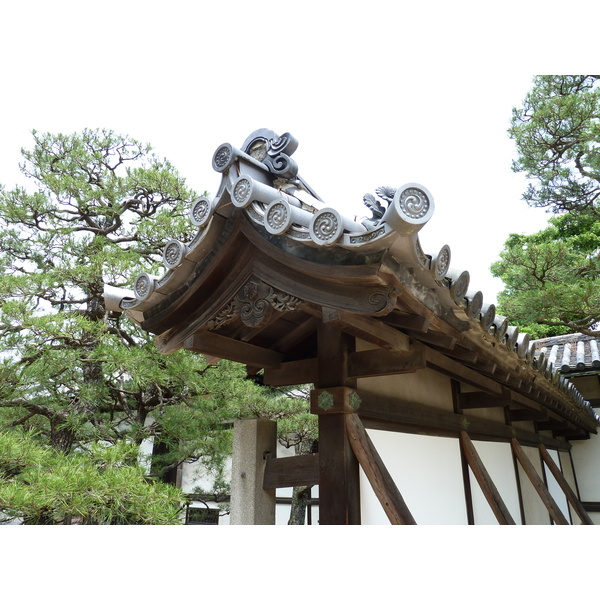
<box><xmin>208</xmin><ymin>277</ymin><xmax>301</xmax><ymax>330</ymax></box>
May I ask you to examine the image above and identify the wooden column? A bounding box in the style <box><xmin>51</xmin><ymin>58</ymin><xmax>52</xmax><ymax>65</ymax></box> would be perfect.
<box><xmin>452</xmin><ymin>380</ymin><xmax>475</xmax><ymax>525</ymax></box>
<box><xmin>510</xmin><ymin>438</ymin><xmax>569</xmax><ymax>525</ymax></box>
<box><xmin>345</xmin><ymin>412</ymin><xmax>416</xmax><ymax>524</ymax></box>
<box><xmin>316</xmin><ymin>322</ymin><xmax>361</xmax><ymax>525</ymax></box>
<box><xmin>459</xmin><ymin>431</ymin><xmax>516</xmax><ymax>525</ymax></box>
<box><xmin>538</xmin><ymin>444</ymin><xmax>594</xmax><ymax>525</ymax></box>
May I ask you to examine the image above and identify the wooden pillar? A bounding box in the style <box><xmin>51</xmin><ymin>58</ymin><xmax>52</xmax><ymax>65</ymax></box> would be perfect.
<box><xmin>459</xmin><ymin>431</ymin><xmax>516</xmax><ymax>525</ymax></box>
<box><xmin>510</xmin><ymin>438</ymin><xmax>569</xmax><ymax>525</ymax></box>
<box><xmin>538</xmin><ymin>444</ymin><xmax>594</xmax><ymax>525</ymax></box>
<box><xmin>345</xmin><ymin>412</ymin><xmax>416</xmax><ymax>524</ymax></box>
<box><xmin>316</xmin><ymin>322</ymin><xmax>361</xmax><ymax>525</ymax></box>
<box><xmin>230</xmin><ymin>419</ymin><xmax>277</xmax><ymax>525</ymax></box>
<box><xmin>452</xmin><ymin>380</ymin><xmax>475</xmax><ymax>525</ymax></box>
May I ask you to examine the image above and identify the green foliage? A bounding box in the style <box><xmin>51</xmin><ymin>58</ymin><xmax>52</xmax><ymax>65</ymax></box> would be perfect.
<box><xmin>496</xmin><ymin>76</ymin><xmax>600</xmax><ymax>338</ymax></box>
<box><xmin>0</xmin><ymin>129</ymin><xmax>209</xmax><ymax>455</ymax></box>
<box><xmin>0</xmin><ymin>129</ymin><xmax>315</xmax><ymax>522</ymax></box>
<box><xmin>0</xmin><ymin>430</ymin><xmax>185</xmax><ymax>524</ymax></box>
<box><xmin>491</xmin><ymin>210</ymin><xmax>600</xmax><ymax>337</ymax></box>
<box><xmin>509</xmin><ymin>75</ymin><xmax>600</xmax><ymax>215</ymax></box>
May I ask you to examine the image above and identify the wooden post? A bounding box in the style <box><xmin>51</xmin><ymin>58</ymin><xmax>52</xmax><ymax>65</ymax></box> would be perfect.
<box><xmin>345</xmin><ymin>413</ymin><xmax>416</xmax><ymax>524</ymax></box>
<box><xmin>538</xmin><ymin>444</ymin><xmax>594</xmax><ymax>525</ymax></box>
<box><xmin>510</xmin><ymin>438</ymin><xmax>569</xmax><ymax>525</ymax></box>
<box><xmin>316</xmin><ymin>322</ymin><xmax>361</xmax><ymax>525</ymax></box>
<box><xmin>230</xmin><ymin>419</ymin><xmax>277</xmax><ymax>525</ymax></box>
<box><xmin>459</xmin><ymin>431</ymin><xmax>515</xmax><ymax>525</ymax></box>
<box><xmin>452</xmin><ymin>380</ymin><xmax>475</xmax><ymax>525</ymax></box>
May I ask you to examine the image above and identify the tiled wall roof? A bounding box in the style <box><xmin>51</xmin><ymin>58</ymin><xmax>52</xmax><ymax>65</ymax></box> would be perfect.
<box><xmin>533</xmin><ymin>334</ymin><xmax>600</xmax><ymax>374</ymax></box>
<box><xmin>104</xmin><ymin>129</ymin><xmax>600</xmax><ymax>431</ymax></box>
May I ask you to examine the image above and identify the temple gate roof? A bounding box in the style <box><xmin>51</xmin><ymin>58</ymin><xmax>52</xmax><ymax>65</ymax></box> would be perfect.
<box><xmin>104</xmin><ymin>128</ymin><xmax>599</xmax><ymax>438</ymax></box>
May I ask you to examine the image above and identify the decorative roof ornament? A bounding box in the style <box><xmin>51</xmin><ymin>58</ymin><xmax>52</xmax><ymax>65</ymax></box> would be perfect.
<box><xmin>101</xmin><ymin>128</ymin><xmax>599</xmax><ymax>432</ymax></box>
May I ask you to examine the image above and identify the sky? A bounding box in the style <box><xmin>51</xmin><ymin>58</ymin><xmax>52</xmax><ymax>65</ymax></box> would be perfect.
<box><xmin>3</xmin><ymin>0</ymin><xmax>598</xmax><ymax>309</ymax></box>
<box><xmin>2</xmin><ymin>0</ymin><xmax>598</xmax><ymax>586</ymax></box>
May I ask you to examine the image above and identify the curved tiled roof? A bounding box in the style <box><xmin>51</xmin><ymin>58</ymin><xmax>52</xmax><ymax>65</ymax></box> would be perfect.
<box><xmin>104</xmin><ymin>128</ymin><xmax>599</xmax><ymax>434</ymax></box>
<box><xmin>533</xmin><ymin>334</ymin><xmax>600</xmax><ymax>374</ymax></box>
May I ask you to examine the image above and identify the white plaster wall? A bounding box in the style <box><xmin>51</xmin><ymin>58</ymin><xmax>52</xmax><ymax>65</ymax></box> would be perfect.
<box><xmin>180</xmin><ymin>455</ymin><xmax>233</xmax><ymax>494</ymax></box>
<box><xmin>543</xmin><ymin>448</ymin><xmax>571</xmax><ymax>524</ymax></box>
<box><xmin>558</xmin><ymin>451</ymin><xmax>585</xmax><ymax>525</ymax></box>
<box><xmin>469</xmin><ymin>440</ymin><xmax>522</xmax><ymax>525</ymax></box>
<box><xmin>517</xmin><ymin>445</ymin><xmax>551</xmax><ymax>524</ymax></box>
<box><xmin>570</xmin><ymin>409</ymin><xmax>600</xmax><ymax>503</ymax></box>
<box><xmin>558</xmin><ymin>451</ymin><xmax>575</xmax><ymax>524</ymax></box>
<box><xmin>355</xmin><ymin>339</ymin><xmax>453</xmax><ymax>412</ymax></box>
<box><xmin>558</xmin><ymin>450</ymin><xmax>577</xmax><ymax>495</ymax></box>
<box><xmin>358</xmin><ymin>368</ymin><xmax>452</xmax><ymax>412</ymax></box>
<box><xmin>360</xmin><ymin>429</ymin><xmax>468</xmax><ymax>524</ymax></box>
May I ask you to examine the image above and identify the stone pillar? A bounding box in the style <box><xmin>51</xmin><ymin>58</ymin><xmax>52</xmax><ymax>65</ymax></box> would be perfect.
<box><xmin>230</xmin><ymin>418</ymin><xmax>277</xmax><ymax>525</ymax></box>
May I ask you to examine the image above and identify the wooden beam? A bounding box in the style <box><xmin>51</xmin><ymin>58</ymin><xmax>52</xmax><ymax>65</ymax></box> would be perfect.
<box><xmin>204</xmin><ymin>355</ymin><xmax>223</xmax><ymax>365</ymax></box>
<box><xmin>510</xmin><ymin>438</ymin><xmax>569</xmax><ymax>525</ymax></box>
<box><xmin>459</xmin><ymin>431</ymin><xmax>516</xmax><ymax>525</ymax></box>
<box><xmin>263</xmin><ymin>454</ymin><xmax>320</xmax><ymax>489</ymax></box>
<box><xmin>381</xmin><ymin>313</ymin><xmax>430</xmax><ymax>333</ymax></box>
<box><xmin>263</xmin><ymin>358</ymin><xmax>319</xmax><ymax>386</ymax></box>
<box><xmin>538</xmin><ymin>444</ymin><xmax>594</xmax><ymax>525</ymax></box>
<box><xmin>270</xmin><ymin>315</ymin><xmax>318</xmax><ymax>353</ymax></box>
<box><xmin>183</xmin><ymin>331</ymin><xmax>282</xmax><ymax>368</ymax></box>
<box><xmin>564</xmin><ymin>433</ymin><xmax>591</xmax><ymax>441</ymax></box>
<box><xmin>322</xmin><ymin>308</ymin><xmax>410</xmax><ymax>352</ymax></box>
<box><xmin>458</xmin><ymin>390</ymin><xmax>510</xmax><ymax>410</ymax></box>
<box><xmin>465</xmin><ymin>357</ymin><xmax>498</xmax><ymax>376</ymax></box>
<box><xmin>509</xmin><ymin>408</ymin><xmax>548</xmax><ymax>422</ymax></box>
<box><xmin>439</xmin><ymin>346</ymin><xmax>479</xmax><ymax>364</ymax></box>
<box><xmin>509</xmin><ymin>392</ymin><xmax>544</xmax><ymax>411</ymax></box>
<box><xmin>345</xmin><ymin>413</ymin><xmax>416</xmax><ymax>525</ymax></box>
<box><xmin>536</xmin><ymin>419</ymin><xmax>569</xmax><ymax>431</ymax></box>
<box><xmin>410</xmin><ymin>330</ymin><xmax>456</xmax><ymax>350</ymax></box>
<box><xmin>421</xmin><ymin>343</ymin><xmax>504</xmax><ymax>397</ymax></box>
<box><xmin>347</xmin><ymin>347</ymin><xmax>425</xmax><ymax>379</ymax></box>
<box><xmin>312</xmin><ymin>386</ymin><xmax>571</xmax><ymax>450</ymax></box>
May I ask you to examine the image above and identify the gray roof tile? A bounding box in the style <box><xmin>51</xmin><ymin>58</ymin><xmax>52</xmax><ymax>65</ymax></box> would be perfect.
<box><xmin>534</xmin><ymin>333</ymin><xmax>600</xmax><ymax>373</ymax></box>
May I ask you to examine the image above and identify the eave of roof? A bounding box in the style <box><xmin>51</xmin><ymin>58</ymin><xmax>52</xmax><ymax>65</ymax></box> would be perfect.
<box><xmin>102</xmin><ymin>129</ymin><xmax>600</xmax><ymax>435</ymax></box>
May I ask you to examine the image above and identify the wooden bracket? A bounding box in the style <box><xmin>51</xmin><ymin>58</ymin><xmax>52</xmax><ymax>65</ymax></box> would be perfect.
<box><xmin>263</xmin><ymin>358</ymin><xmax>319</xmax><ymax>386</ymax></box>
<box><xmin>322</xmin><ymin>308</ymin><xmax>410</xmax><ymax>352</ymax></box>
<box><xmin>347</xmin><ymin>347</ymin><xmax>425</xmax><ymax>378</ymax></box>
<box><xmin>183</xmin><ymin>331</ymin><xmax>282</xmax><ymax>368</ymax></box>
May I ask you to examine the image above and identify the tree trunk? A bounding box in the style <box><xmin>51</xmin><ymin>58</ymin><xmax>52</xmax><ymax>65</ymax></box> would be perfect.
<box><xmin>288</xmin><ymin>485</ymin><xmax>312</xmax><ymax>525</ymax></box>
<box><xmin>50</xmin><ymin>416</ymin><xmax>76</xmax><ymax>453</ymax></box>
<box><xmin>287</xmin><ymin>438</ymin><xmax>315</xmax><ymax>525</ymax></box>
